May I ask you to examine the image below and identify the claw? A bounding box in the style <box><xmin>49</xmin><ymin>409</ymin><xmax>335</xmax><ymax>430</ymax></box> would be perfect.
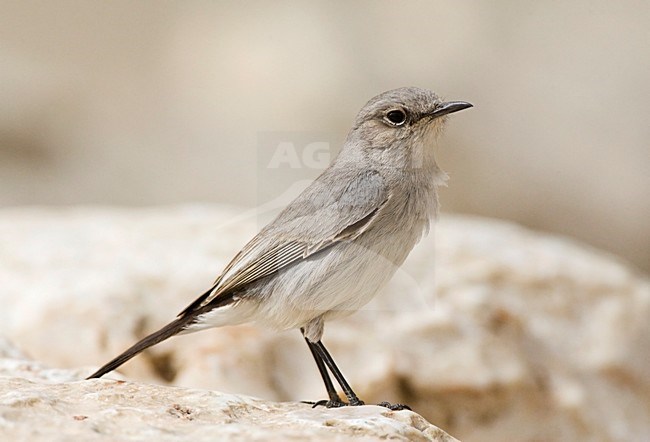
<box><xmin>303</xmin><ymin>399</ymin><xmax>409</xmax><ymax>410</ymax></box>
<box><xmin>302</xmin><ymin>399</ymin><xmax>348</xmax><ymax>408</ymax></box>
<box><xmin>376</xmin><ymin>401</ymin><xmax>412</xmax><ymax>411</ymax></box>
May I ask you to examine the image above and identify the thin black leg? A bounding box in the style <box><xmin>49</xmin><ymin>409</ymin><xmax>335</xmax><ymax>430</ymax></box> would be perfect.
<box><xmin>312</xmin><ymin>340</ymin><xmax>364</xmax><ymax>406</ymax></box>
<box><xmin>300</xmin><ymin>328</ymin><xmax>345</xmax><ymax>407</ymax></box>
<box><xmin>306</xmin><ymin>340</ymin><xmax>341</xmax><ymax>401</ymax></box>
<box><xmin>300</xmin><ymin>330</ymin><xmax>412</xmax><ymax>412</ymax></box>
<box><xmin>306</xmin><ymin>342</ymin><xmax>348</xmax><ymax>407</ymax></box>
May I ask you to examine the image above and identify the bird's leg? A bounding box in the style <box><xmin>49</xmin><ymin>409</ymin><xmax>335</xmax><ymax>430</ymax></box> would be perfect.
<box><xmin>311</xmin><ymin>340</ymin><xmax>364</xmax><ymax>406</ymax></box>
<box><xmin>301</xmin><ymin>330</ymin><xmax>412</xmax><ymax>411</ymax></box>
<box><xmin>300</xmin><ymin>329</ymin><xmax>346</xmax><ymax>408</ymax></box>
<box><xmin>305</xmin><ymin>340</ymin><xmax>348</xmax><ymax>408</ymax></box>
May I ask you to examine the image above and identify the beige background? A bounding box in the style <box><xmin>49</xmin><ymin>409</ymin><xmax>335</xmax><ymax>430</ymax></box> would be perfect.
<box><xmin>1</xmin><ymin>1</ymin><xmax>648</xmax><ymax>272</ymax></box>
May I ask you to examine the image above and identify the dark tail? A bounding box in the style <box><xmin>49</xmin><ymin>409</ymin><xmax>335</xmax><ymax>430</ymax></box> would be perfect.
<box><xmin>86</xmin><ymin>315</ymin><xmax>193</xmax><ymax>380</ymax></box>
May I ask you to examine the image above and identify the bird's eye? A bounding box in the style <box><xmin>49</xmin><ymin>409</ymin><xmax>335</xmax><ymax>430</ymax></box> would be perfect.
<box><xmin>384</xmin><ymin>109</ymin><xmax>407</xmax><ymax>126</ymax></box>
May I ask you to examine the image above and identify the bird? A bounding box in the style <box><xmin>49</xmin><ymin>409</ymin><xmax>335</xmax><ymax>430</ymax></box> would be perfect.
<box><xmin>86</xmin><ymin>87</ymin><xmax>472</xmax><ymax>410</ymax></box>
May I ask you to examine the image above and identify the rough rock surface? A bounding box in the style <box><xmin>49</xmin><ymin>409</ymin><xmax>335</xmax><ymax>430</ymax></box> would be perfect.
<box><xmin>0</xmin><ymin>340</ymin><xmax>455</xmax><ymax>442</ymax></box>
<box><xmin>1</xmin><ymin>205</ymin><xmax>649</xmax><ymax>441</ymax></box>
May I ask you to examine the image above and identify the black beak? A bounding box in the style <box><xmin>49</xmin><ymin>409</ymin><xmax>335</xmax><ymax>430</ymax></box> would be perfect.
<box><xmin>428</xmin><ymin>101</ymin><xmax>473</xmax><ymax>119</ymax></box>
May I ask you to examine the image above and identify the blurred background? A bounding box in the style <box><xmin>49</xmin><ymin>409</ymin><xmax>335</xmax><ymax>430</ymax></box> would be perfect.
<box><xmin>1</xmin><ymin>0</ymin><xmax>648</xmax><ymax>272</ymax></box>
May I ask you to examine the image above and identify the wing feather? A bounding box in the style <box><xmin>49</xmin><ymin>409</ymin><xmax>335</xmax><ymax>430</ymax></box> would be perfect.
<box><xmin>181</xmin><ymin>169</ymin><xmax>388</xmax><ymax>315</ymax></box>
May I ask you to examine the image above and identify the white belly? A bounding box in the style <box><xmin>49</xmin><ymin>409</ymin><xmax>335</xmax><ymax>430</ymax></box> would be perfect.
<box><xmin>249</xmin><ymin>220</ymin><xmax>426</xmax><ymax>332</ymax></box>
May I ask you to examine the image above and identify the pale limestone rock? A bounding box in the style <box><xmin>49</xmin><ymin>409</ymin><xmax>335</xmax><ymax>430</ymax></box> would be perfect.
<box><xmin>0</xmin><ymin>340</ymin><xmax>456</xmax><ymax>442</ymax></box>
<box><xmin>0</xmin><ymin>205</ymin><xmax>649</xmax><ymax>441</ymax></box>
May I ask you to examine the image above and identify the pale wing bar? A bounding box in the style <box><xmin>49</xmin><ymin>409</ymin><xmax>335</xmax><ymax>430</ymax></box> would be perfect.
<box><xmin>214</xmin><ymin>241</ymin><xmax>306</xmax><ymax>294</ymax></box>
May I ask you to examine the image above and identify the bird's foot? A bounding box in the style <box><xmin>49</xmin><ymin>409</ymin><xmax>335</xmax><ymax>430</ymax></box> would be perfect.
<box><xmin>376</xmin><ymin>401</ymin><xmax>412</xmax><ymax>411</ymax></box>
<box><xmin>348</xmin><ymin>397</ymin><xmax>365</xmax><ymax>406</ymax></box>
<box><xmin>302</xmin><ymin>398</ymin><xmax>348</xmax><ymax>408</ymax></box>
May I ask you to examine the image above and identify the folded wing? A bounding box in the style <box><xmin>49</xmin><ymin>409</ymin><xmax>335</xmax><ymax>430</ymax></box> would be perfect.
<box><xmin>178</xmin><ymin>168</ymin><xmax>388</xmax><ymax>317</ymax></box>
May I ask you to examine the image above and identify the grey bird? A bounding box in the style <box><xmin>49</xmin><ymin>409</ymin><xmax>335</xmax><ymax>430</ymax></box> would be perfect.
<box><xmin>87</xmin><ymin>87</ymin><xmax>472</xmax><ymax>410</ymax></box>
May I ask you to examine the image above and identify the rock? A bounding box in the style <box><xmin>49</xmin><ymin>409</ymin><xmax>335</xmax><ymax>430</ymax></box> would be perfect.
<box><xmin>0</xmin><ymin>205</ymin><xmax>649</xmax><ymax>441</ymax></box>
<box><xmin>0</xmin><ymin>340</ymin><xmax>457</xmax><ymax>442</ymax></box>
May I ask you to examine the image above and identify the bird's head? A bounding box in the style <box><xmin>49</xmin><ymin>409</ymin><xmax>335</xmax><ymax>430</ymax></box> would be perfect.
<box><xmin>346</xmin><ymin>87</ymin><xmax>472</xmax><ymax>171</ymax></box>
